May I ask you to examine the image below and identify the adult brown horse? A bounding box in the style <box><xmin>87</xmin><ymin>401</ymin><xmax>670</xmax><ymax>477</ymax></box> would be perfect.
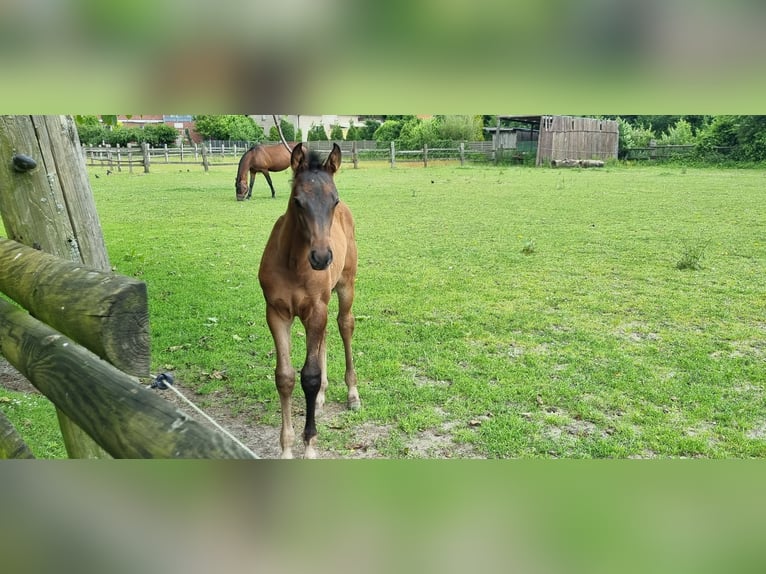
<box><xmin>258</xmin><ymin>142</ymin><xmax>359</xmax><ymax>459</ymax></box>
<box><xmin>235</xmin><ymin>143</ymin><xmax>293</xmax><ymax>201</ymax></box>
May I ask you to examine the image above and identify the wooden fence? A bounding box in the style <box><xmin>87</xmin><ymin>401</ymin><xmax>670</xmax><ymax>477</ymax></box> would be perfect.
<box><xmin>536</xmin><ymin>116</ymin><xmax>620</xmax><ymax>166</ymax></box>
<box><xmin>0</xmin><ymin>115</ymin><xmax>257</xmax><ymax>459</ymax></box>
<box><xmin>82</xmin><ymin>140</ymin><xmax>512</xmax><ymax>172</ymax></box>
<box><xmin>0</xmin><ymin>238</ymin><xmax>256</xmax><ymax>459</ymax></box>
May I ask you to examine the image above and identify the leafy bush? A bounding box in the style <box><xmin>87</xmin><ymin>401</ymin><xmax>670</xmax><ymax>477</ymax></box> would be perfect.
<box><xmin>397</xmin><ymin>117</ymin><xmax>441</xmax><ymax>149</ymax></box>
<box><xmin>436</xmin><ymin>115</ymin><xmax>485</xmax><ymax>141</ymax></box>
<box><xmin>373</xmin><ymin>119</ymin><xmax>404</xmax><ymax>144</ymax></box>
<box><xmin>194</xmin><ymin>115</ymin><xmax>264</xmax><ymax>142</ymax></box>
<box><xmin>617</xmin><ymin>117</ymin><xmax>656</xmax><ymax>158</ymax></box>
<box><xmin>77</xmin><ymin>123</ymin><xmax>108</xmax><ymax>145</ymax></box>
<box><xmin>659</xmin><ymin>118</ymin><xmax>697</xmax><ymax>146</ymax></box>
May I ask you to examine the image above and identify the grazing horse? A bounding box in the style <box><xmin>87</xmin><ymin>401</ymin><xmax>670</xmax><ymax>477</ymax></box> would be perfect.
<box><xmin>258</xmin><ymin>143</ymin><xmax>359</xmax><ymax>459</ymax></box>
<box><xmin>235</xmin><ymin>143</ymin><xmax>293</xmax><ymax>201</ymax></box>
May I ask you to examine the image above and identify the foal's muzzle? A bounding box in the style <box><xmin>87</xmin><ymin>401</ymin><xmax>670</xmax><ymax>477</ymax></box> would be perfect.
<box><xmin>309</xmin><ymin>249</ymin><xmax>333</xmax><ymax>271</ymax></box>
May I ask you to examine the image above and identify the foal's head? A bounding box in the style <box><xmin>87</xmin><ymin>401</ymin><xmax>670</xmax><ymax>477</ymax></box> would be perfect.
<box><xmin>289</xmin><ymin>143</ymin><xmax>342</xmax><ymax>271</ymax></box>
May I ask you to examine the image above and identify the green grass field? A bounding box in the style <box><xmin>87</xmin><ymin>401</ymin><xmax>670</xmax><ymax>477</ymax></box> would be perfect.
<box><xmin>3</xmin><ymin>159</ymin><xmax>766</xmax><ymax>457</ymax></box>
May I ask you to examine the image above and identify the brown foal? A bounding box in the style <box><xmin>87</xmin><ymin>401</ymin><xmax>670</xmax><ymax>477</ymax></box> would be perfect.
<box><xmin>258</xmin><ymin>143</ymin><xmax>359</xmax><ymax>458</ymax></box>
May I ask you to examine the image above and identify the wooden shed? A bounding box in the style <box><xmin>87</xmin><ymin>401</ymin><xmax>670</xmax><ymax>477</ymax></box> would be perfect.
<box><xmin>499</xmin><ymin>115</ymin><xmax>619</xmax><ymax>166</ymax></box>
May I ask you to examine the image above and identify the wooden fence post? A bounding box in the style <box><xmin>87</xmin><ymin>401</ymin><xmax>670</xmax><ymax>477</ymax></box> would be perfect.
<box><xmin>459</xmin><ymin>142</ymin><xmax>465</xmax><ymax>166</ymax></box>
<box><xmin>116</xmin><ymin>144</ymin><xmax>122</xmax><ymax>172</ymax></box>
<box><xmin>423</xmin><ymin>144</ymin><xmax>428</xmax><ymax>168</ymax></box>
<box><xmin>180</xmin><ymin>141</ymin><xmax>184</xmax><ymax>162</ymax></box>
<box><xmin>0</xmin><ymin>409</ymin><xmax>36</xmax><ymax>459</ymax></box>
<box><xmin>352</xmin><ymin>140</ymin><xmax>358</xmax><ymax>169</ymax></box>
<box><xmin>141</xmin><ymin>142</ymin><xmax>150</xmax><ymax>173</ymax></box>
<box><xmin>0</xmin><ymin>115</ymin><xmax>115</xmax><ymax>458</ymax></box>
<box><xmin>202</xmin><ymin>143</ymin><xmax>209</xmax><ymax>172</ymax></box>
<box><xmin>390</xmin><ymin>141</ymin><xmax>396</xmax><ymax>168</ymax></box>
<box><xmin>164</xmin><ymin>144</ymin><xmax>169</xmax><ymax>163</ymax></box>
<box><xmin>128</xmin><ymin>150</ymin><xmax>134</xmax><ymax>173</ymax></box>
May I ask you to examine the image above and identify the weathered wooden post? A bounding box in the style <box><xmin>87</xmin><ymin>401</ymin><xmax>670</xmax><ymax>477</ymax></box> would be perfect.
<box><xmin>163</xmin><ymin>143</ymin><xmax>169</xmax><ymax>163</ymax></box>
<box><xmin>141</xmin><ymin>141</ymin><xmax>150</xmax><ymax>173</ymax></box>
<box><xmin>390</xmin><ymin>140</ymin><xmax>396</xmax><ymax>168</ymax></box>
<box><xmin>0</xmin><ymin>410</ymin><xmax>35</xmax><ymax>459</ymax></box>
<box><xmin>459</xmin><ymin>142</ymin><xmax>465</xmax><ymax>166</ymax></box>
<box><xmin>352</xmin><ymin>140</ymin><xmax>358</xmax><ymax>169</ymax></box>
<box><xmin>0</xmin><ymin>114</ymin><xmax>115</xmax><ymax>458</ymax></box>
<box><xmin>423</xmin><ymin>144</ymin><xmax>428</xmax><ymax>168</ymax></box>
<box><xmin>116</xmin><ymin>144</ymin><xmax>122</xmax><ymax>172</ymax></box>
<box><xmin>202</xmin><ymin>143</ymin><xmax>209</xmax><ymax>172</ymax></box>
<box><xmin>180</xmin><ymin>141</ymin><xmax>184</xmax><ymax>162</ymax></box>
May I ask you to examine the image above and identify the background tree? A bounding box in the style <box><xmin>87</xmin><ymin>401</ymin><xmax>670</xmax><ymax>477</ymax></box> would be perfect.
<box><xmin>268</xmin><ymin>117</ymin><xmax>296</xmax><ymax>142</ymax></box>
<box><xmin>329</xmin><ymin>124</ymin><xmax>344</xmax><ymax>141</ymax></box>
<box><xmin>345</xmin><ymin>121</ymin><xmax>360</xmax><ymax>141</ymax></box>
<box><xmin>224</xmin><ymin>115</ymin><xmax>265</xmax><ymax>142</ymax></box>
<box><xmin>397</xmin><ymin>117</ymin><xmax>440</xmax><ymax>149</ymax></box>
<box><xmin>192</xmin><ymin>115</ymin><xmax>230</xmax><ymax>140</ymax></box>
<box><xmin>358</xmin><ymin>119</ymin><xmax>381</xmax><ymax>140</ymax></box>
<box><xmin>307</xmin><ymin>124</ymin><xmax>328</xmax><ymax>141</ymax></box>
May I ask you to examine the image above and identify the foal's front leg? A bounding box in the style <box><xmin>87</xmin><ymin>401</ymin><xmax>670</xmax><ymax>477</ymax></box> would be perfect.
<box><xmin>266</xmin><ymin>306</ymin><xmax>296</xmax><ymax>458</ymax></box>
<box><xmin>300</xmin><ymin>306</ymin><xmax>329</xmax><ymax>459</ymax></box>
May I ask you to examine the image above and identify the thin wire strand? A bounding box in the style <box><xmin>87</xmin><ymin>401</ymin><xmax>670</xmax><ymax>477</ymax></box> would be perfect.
<box><xmin>158</xmin><ymin>382</ymin><xmax>259</xmax><ymax>459</ymax></box>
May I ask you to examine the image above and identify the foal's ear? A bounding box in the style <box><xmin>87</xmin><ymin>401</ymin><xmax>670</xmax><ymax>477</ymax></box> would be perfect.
<box><xmin>324</xmin><ymin>143</ymin><xmax>341</xmax><ymax>175</ymax></box>
<box><xmin>290</xmin><ymin>143</ymin><xmax>307</xmax><ymax>172</ymax></box>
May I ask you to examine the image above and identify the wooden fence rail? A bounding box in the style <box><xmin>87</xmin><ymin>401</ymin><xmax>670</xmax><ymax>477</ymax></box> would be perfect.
<box><xmin>0</xmin><ymin>238</ymin><xmax>149</xmax><ymax>376</ymax></box>
<box><xmin>0</xmin><ymin>237</ymin><xmax>256</xmax><ymax>459</ymax></box>
<box><xmin>0</xmin><ymin>299</ymin><xmax>254</xmax><ymax>459</ymax></box>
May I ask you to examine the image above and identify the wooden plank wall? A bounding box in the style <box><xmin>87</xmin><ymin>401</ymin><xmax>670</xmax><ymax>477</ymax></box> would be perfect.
<box><xmin>536</xmin><ymin>116</ymin><xmax>619</xmax><ymax>166</ymax></box>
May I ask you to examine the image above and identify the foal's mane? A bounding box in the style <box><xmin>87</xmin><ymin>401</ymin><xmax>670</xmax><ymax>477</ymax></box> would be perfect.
<box><xmin>306</xmin><ymin>150</ymin><xmax>324</xmax><ymax>171</ymax></box>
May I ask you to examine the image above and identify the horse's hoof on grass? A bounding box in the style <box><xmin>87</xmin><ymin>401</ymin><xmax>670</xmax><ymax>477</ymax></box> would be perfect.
<box><xmin>348</xmin><ymin>398</ymin><xmax>361</xmax><ymax>411</ymax></box>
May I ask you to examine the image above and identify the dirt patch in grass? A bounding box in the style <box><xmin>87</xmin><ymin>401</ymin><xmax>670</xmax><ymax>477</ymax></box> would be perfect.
<box><xmin>0</xmin><ymin>360</ymin><xmax>37</xmax><ymax>394</ymax></box>
<box><xmin>2</xmin><ymin>358</ymin><xmax>478</xmax><ymax>459</ymax></box>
